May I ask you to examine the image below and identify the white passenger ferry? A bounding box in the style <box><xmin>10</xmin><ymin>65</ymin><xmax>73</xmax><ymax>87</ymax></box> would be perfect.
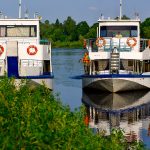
<box><xmin>0</xmin><ymin>1</ymin><xmax>53</xmax><ymax>89</ymax></box>
<box><xmin>81</xmin><ymin>16</ymin><xmax>150</xmax><ymax>92</ymax></box>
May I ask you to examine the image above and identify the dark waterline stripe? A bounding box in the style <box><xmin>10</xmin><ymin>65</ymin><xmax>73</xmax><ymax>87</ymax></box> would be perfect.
<box><xmin>71</xmin><ymin>74</ymin><xmax>150</xmax><ymax>79</ymax></box>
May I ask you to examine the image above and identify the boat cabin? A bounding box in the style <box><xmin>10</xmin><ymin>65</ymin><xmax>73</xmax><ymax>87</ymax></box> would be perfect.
<box><xmin>0</xmin><ymin>18</ymin><xmax>52</xmax><ymax>79</ymax></box>
<box><xmin>84</xmin><ymin>18</ymin><xmax>150</xmax><ymax>75</ymax></box>
<box><xmin>97</xmin><ymin>19</ymin><xmax>140</xmax><ymax>52</ymax></box>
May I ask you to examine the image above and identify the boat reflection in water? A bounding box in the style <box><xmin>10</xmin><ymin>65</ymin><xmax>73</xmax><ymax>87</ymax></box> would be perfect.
<box><xmin>82</xmin><ymin>90</ymin><xmax>150</xmax><ymax>147</ymax></box>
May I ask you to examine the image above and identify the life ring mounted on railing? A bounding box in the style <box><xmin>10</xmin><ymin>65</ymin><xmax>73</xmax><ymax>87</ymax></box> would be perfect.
<box><xmin>96</xmin><ymin>37</ymin><xmax>106</xmax><ymax>48</ymax></box>
<box><xmin>0</xmin><ymin>45</ymin><xmax>4</xmax><ymax>56</ymax></box>
<box><xmin>126</xmin><ymin>37</ymin><xmax>137</xmax><ymax>48</ymax></box>
<box><xmin>27</xmin><ymin>45</ymin><xmax>38</xmax><ymax>55</ymax></box>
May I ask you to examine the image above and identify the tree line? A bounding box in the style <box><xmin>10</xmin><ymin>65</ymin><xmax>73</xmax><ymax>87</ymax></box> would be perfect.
<box><xmin>40</xmin><ymin>16</ymin><xmax>150</xmax><ymax>47</ymax></box>
<box><xmin>40</xmin><ymin>16</ymin><xmax>97</xmax><ymax>47</ymax></box>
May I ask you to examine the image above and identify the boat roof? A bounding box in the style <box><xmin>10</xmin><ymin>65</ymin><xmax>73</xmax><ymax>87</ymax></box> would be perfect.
<box><xmin>0</xmin><ymin>18</ymin><xmax>40</xmax><ymax>21</ymax></box>
<box><xmin>98</xmin><ymin>18</ymin><xmax>140</xmax><ymax>23</ymax></box>
<box><xmin>0</xmin><ymin>18</ymin><xmax>40</xmax><ymax>26</ymax></box>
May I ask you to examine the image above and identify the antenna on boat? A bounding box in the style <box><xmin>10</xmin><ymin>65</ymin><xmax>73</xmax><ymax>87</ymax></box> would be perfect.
<box><xmin>19</xmin><ymin>0</ymin><xmax>22</xmax><ymax>18</ymax></box>
<box><xmin>119</xmin><ymin>0</ymin><xmax>122</xmax><ymax>19</ymax></box>
<box><xmin>135</xmin><ymin>12</ymin><xmax>139</xmax><ymax>20</ymax></box>
<box><xmin>24</xmin><ymin>9</ymin><xmax>29</xmax><ymax>19</ymax></box>
<box><xmin>0</xmin><ymin>11</ymin><xmax>3</xmax><ymax>19</ymax></box>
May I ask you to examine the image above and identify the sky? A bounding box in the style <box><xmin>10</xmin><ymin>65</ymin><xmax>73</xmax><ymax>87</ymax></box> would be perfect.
<box><xmin>0</xmin><ymin>0</ymin><xmax>150</xmax><ymax>26</ymax></box>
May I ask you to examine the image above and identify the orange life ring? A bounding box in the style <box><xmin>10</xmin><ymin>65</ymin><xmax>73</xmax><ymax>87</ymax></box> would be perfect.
<box><xmin>96</xmin><ymin>37</ymin><xmax>106</xmax><ymax>47</ymax></box>
<box><xmin>126</xmin><ymin>37</ymin><xmax>137</xmax><ymax>48</ymax></box>
<box><xmin>0</xmin><ymin>45</ymin><xmax>4</xmax><ymax>55</ymax></box>
<box><xmin>27</xmin><ymin>45</ymin><xmax>38</xmax><ymax>55</ymax></box>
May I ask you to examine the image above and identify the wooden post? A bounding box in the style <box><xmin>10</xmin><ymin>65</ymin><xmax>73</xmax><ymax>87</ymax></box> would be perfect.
<box><xmin>89</xmin><ymin>61</ymin><xmax>92</xmax><ymax>75</ymax></box>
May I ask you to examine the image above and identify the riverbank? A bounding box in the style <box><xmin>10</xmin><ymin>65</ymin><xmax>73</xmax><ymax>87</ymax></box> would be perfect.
<box><xmin>52</xmin><ymin>41</ymin><xmax>83</xmax><ymax>49</ymax></box>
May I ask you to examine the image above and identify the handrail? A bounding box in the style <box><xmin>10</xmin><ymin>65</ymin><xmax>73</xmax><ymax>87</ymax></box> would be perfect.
<box><xmin>85</xmin><ymin>38</ymin><xmax>132</xmax><ymax>52</ymax></box>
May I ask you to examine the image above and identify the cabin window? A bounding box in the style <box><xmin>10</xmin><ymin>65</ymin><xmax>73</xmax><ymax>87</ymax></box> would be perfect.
<box><xmin>30</xmin><ymin>26</ymin><xmax>36</xmax><ymax>37</ymax></box>
<box><xmin>0</xmin><ymin>25</ymin><xmax>37</xmax><ymax>37</ymax></box>
<box><xmin>131</xmin><ymin>26</ymin><xmax>137</xmax><ymax>37</ymax></box>
<box><xmin>7</xmin><ymin>26</ymin><xmax>30</xmax><ymax>37</ymax></box>
<box><xmin>128</xmin><ymin>60</ymin><xmax>133</xmax><ymax>67</ymax></box>
<box><xmin>0</xmin><ymin>27</ymin><xmax>6</xmax><ymax>37</ymax></box>
<box><xmin>100</xmin><ymin>26</ymin><xmax>138</xmax><ymax>37</ymax></box>
<box><xmin>100</xmin><ymin>26</ymin><xmax>107</xmax><ymax>37</ymax></box>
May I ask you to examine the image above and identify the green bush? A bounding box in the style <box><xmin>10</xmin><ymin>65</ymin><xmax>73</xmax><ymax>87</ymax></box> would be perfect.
<box><xmin>0</xmin><ymin>78</ymin><xmax>145</xmax><ymax>149</ymax></box>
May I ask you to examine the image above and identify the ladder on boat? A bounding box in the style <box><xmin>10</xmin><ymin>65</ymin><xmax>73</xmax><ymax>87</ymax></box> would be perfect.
<box><xmin>109</xmin><ymin>52</ymin><xmax>120</xmax><ymax>74</ymax></box>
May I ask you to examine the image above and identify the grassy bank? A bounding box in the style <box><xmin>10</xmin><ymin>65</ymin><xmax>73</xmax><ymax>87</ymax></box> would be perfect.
<box><xmin>52</xmin><ymin>41</ymin><xmax>83</xmax><ymax>49</ymax></box>
<box><xmin>0</xmin><ymin>78</ymin><xmax>144</xmax><ymax>149</ymax></box>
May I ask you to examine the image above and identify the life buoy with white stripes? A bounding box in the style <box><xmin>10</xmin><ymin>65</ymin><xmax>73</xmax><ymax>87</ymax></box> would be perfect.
<box><xmin>126</xmin><ymin>37</ymin><xmax>137</xmax><ymax>48</ymax></box>
<box><xmin>0</xmin><ymin>45</ymin><xmax>4</xmax><ymax>56</ymax></box>
<box><xmin>96</xmin><ymin>37</ymin><xmax>106</xmax><ymax>48</ymax></box>
<box><xmin>27</xmin><ymin>45</ymin><xmax>38</xmax><ymax>55</ymax></box>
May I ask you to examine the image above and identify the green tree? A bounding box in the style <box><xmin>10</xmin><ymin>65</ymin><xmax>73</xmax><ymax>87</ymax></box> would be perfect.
<box><xmin>122</xmin><ymin>15</ymin><xmax>130</xmax><ymax>20</ymax></box>
<box><xmin>55</xmin><ymin>18</ymin><xmax>60</xmax><ymax>28</ymax></box>
<box><xmin>115</xmin><ymin>15</ymin><xmax>130</xmax><ymax>20</ymax></box>
<box><xmin>52</xmin><ymin>28</ymin><xmax>66</xmax><ymax>42</ymax></box>
<box><xmin>63</xmin><ymin>16</ymin><xmax>76</xmax><ymax>36</ymax></box>
<box><xmin>85</xmin><ymin>23</ymin><xmax>98</xmax><ymax>38</ymax></box>
<box><xmin>45</xmin><ymin>20</ymin><xmax>50</xmax><ymax>24</ymax></box>
<box><xmin>76</xmin><ymin>21</ymin><xmax>89</xmax><ymax>36</ymax></box>
<box><xmin>40</xmin><ymin>21</ymin><xmax>54</xmax><ymax>41</ymax></box>
<box><xmin>140</xmin><ymin>18</ymin><xmax>150</xmax><ymax>38</ymax></box>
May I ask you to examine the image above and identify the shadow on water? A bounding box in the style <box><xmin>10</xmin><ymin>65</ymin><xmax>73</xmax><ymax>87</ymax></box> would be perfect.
<box><xmin>82</xmin><ymin>89</ymin><xmax>150</xmax><ymax>148</ymax></box>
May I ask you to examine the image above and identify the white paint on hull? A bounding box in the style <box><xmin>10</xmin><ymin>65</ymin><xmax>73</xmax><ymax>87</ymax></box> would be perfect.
<box><xmin>83</xmin><ymin>77</ymin><xmax>150</xmax><ymax>92</ymax></box>
<box><xmin>15</xmin><ymin>78</ymin><xmax>53</xmax><ymax>90</ymax></box>
<box><xmin>31</xmin><ymin>78</ymin><xmax>53</xmax><ymax>90</ymax></box>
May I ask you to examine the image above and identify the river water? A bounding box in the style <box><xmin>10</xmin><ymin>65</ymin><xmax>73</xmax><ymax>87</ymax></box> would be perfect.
<box><xmin>52</xmin><ymin>48</ymin><xmax>150</xmax><ymax>149</ymax></box>
<box><xmin>52</xmin><ymin>48</ymin><xmax>84</xmax><ymax>109</ymax></box>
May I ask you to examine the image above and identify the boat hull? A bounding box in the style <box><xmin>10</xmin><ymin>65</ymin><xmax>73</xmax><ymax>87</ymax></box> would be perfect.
<box><xmin>14</xmin><ymin>78</ymin><xmax>53</xmax><ymax>90</ymax></box>
<box><xmin>29</xmin><ymin>78</ymin><xmax>53</xmax><ymax>90</ymax></box>
<box><xmin>82</xmin><ymin>76</ymin><xmax>150</xmax><ymax>92</ymax></box>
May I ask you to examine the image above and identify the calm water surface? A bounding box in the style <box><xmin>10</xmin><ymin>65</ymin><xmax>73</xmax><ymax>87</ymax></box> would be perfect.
<box><xmin>52</xmin><ymin>48</ymin><xmax>150</xmax><ymax>149</ymax></box>
<box><xmin>52</xmin><ymin>48</ymin><xmax>84</xmax><ymax>109</ymax></box>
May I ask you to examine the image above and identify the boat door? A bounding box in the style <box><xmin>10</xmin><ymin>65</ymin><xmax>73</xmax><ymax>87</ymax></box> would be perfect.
<box><xmin>7</xmin><ymin>57</ymin><xmax>19</xmax><ymax>77</ymax></box>
<box><xmin>7</xmin><ymin>41</ymin><xmax>19</xmax><ymax>77</ymax></box>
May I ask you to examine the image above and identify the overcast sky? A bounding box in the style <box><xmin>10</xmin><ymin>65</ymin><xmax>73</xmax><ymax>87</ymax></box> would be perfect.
<box><xmin>0</xmin><ymin>0</ymin><xmax>150</xmax><ymax>25</ymax></box>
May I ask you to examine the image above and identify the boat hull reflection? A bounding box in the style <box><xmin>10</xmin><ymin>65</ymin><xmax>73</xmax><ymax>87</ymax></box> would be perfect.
<box><xmin>82</xmin><ymin>90</ymin><xmax>150</xmax><ymax>147</ymax></box>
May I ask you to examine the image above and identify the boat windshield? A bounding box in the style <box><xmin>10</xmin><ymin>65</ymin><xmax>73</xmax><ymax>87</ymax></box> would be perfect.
<box><xmin>100</xmin><ymin>26</ymin><xmax>137</xmax><ymax>37</ymax></box>
<box><xmin>0</xmin><ymin>25</ymin><xmax>37</xmax><ymax>37</ymax></box>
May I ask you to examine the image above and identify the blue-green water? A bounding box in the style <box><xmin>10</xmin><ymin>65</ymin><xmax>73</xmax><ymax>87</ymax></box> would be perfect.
<box><xmin>52</xmin><ymin>48</ymin><xmax>84</xmax><ymax>109</ymax></box>
<box><xmin>52</xmin><ymin>48</ymin><xmax>150</xmax><ymax>149</ymax></box>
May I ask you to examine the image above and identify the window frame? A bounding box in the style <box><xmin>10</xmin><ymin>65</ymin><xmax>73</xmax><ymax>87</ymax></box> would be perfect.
<box><xmin>0</xmin><ymin>25</ymin><xmax>37</xmax><ymax>37</ymax></box>
<box><xmin>100</xmin><ymin>26</ymin><xmax>138</xmax><ymax>37</ymax></box>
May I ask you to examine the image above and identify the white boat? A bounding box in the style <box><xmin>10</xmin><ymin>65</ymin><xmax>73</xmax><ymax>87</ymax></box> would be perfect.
<box><xmin>81</xmin><ymin>15</ymin><xmax>150</xmax><ymax>92</ymax></box>
<box><xmin>0</xmin><ymin>1</ymin><xmax>53</xmax><ymax>89</ymax></box>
